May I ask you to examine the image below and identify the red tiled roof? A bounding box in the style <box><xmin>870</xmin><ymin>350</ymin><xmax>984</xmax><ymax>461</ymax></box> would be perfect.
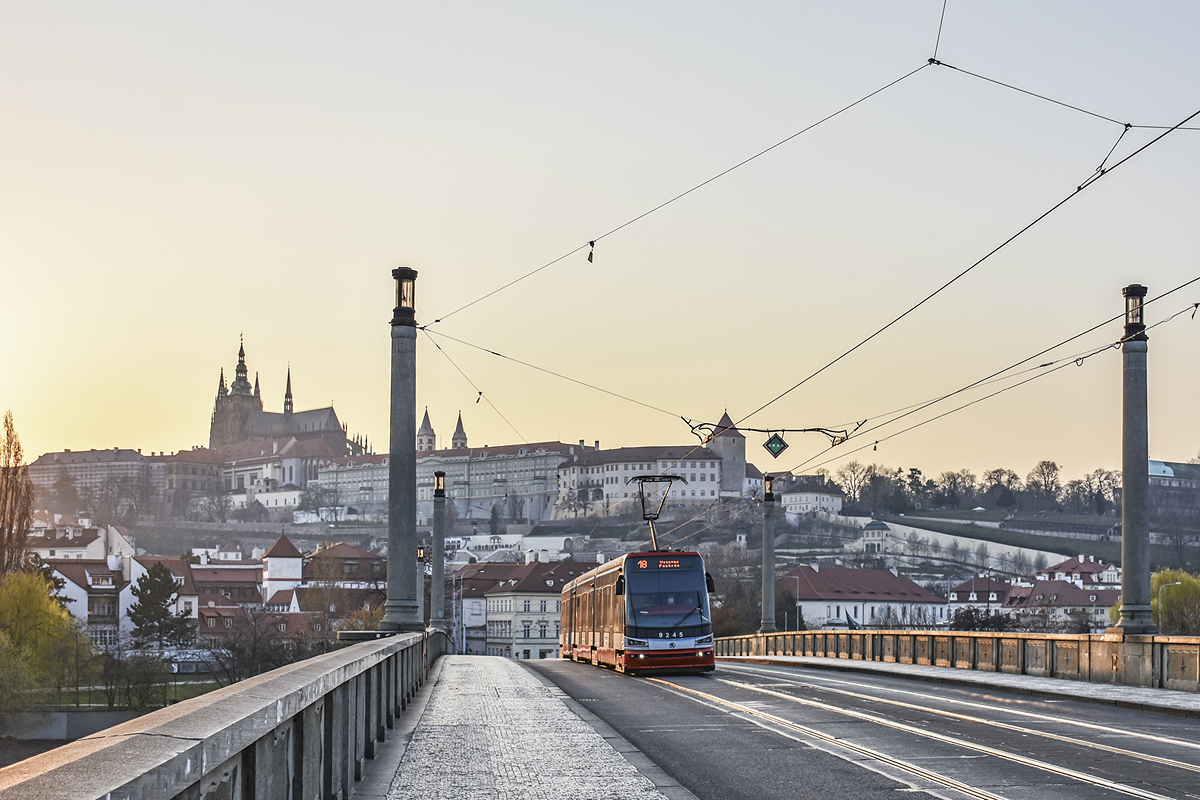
<box><xmin>329</xmin><ymin>454</ymin><xmax>389</xmax><ymax>467</ymax></box>
<box><xmin>418</xmin><ymin>441</ymin><xmax>583</xmax><ymax>461</ymax></box>
<box><xmin>49</xmin><ymin>559</ymin><xmax>128</xmax><ymax>591</ymax></box>
<box><xmin>482</xmin><ymin>561</ymin><xmax>589</xmax><ymax>595</ymax></box>
<box><xmin>783</xmin><ymin>565</ymin><xmax>940</xmax><ymax>603</ymax></box>
<box><xmin>266</xmin><ymin>590</ymin><xmax>294</xmax><ymax>607</ymax></box>
<box><xmin>153</xmin><ymin>448</ymin><xmax>224</xmax><ymax>465</ymax></box>
<box><xmin>190</xmin><ymin>566</ymin><xmax>262</xmax><ymax>583</ymax></box>
<box><xmin>307</xmin><ymin>542</ymin><xmax>374</xmax><ymax>560</ymax></box>
<box><xmin>1037</xmin><ymin>557</ymin><xmax>1113</xmax><ymax>577</ymax></box>
<box><xmin>559</xmin><ymin>446</ymin><xmax>718</xmax><ymax>469</ymax></box>
<box><xmin>1009</xmin><ymin>579</ymin><xmax>1120</xmax><ymax>608</ymax></box>
<box><xmin>264</xmin><ymin>535</ymin><xmax>303</xmax><ymax>559</ymax></box>
<box><xmin>134</xmin><ymin>556</ymin><xmax>198</xmax><ymax>595</ymax></box>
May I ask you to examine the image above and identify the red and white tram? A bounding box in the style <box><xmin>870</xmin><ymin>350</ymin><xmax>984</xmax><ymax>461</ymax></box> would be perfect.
<box><xmin>560</xmin><ymin>551</ymin><xmax>715</xmax><ymax>675</ymax></box>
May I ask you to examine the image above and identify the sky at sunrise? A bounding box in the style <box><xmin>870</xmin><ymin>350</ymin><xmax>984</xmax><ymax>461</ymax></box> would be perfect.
<box><xmin>3</xmin><ymin>2</ymin><xmax>1199</xmax><ymax>484</ymax></box>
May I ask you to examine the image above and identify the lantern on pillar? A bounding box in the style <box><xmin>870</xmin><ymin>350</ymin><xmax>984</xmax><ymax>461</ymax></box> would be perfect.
<box><xmin>392</xmin><ymin>267</ymin><xmax>417</xmax><ymax>327</ymax></box>
<box><xmin>1123</xmin><ymin>283</ymin><xmax>1147</xmax><ymax>341</ymax></box>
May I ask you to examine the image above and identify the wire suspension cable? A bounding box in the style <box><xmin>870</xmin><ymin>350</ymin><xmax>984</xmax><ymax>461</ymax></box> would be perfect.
<box><xmin>420</xmin><ymin>327</ymin><xmax>686</xmax><ymax>419</ymax></box>
<box><xmin>788</xmin><ymin>290</ymin><xmax>1200</xmax><ymax>474</ymax></box>
<box><xmin>422</xmin><ymin>331</ymin><xmax>528</xmax><ymax>444</ymax></box>
<box><xmin>932</xmin><ymin>0</ymin><xmax>949</xmax><ymax>61</ymax></box>
<box><xmin>430</xmin><ymin>64</ymin><xmax>930</xmax><ymax>326</ymax></box>
<box><xmin>735</xmin><ymin>103</ymin><xmax>1200</xmax><ymax>429</ymax></box>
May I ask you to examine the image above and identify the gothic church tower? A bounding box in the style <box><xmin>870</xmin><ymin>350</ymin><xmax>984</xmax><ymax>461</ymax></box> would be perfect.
<box><xmin>209</xmin><ymin>339</ymin><xmax>264</xmax><ymax>450</ymax></box>
<box><xmin>417</xmin><ymin>408</ymin><xmax>436</xmax><ymax>451</ymax></box>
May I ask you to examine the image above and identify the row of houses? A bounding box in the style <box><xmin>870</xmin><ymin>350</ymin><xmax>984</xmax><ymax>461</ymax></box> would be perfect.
<box><xmin>784</xmin><ymin>554</ymin><xmax>1123</xmax><ymax>631</ymax></box>
<box><xmin>45</xmin><ymin>535</ymin><xmax>386</xmax><ymax>649</ymax></box>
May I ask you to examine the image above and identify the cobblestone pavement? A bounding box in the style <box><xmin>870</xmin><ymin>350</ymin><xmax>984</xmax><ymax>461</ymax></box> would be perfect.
<box><xmin>388</xmin><ymin>656</ymin><xmax>672</xmax><ymax>800</ymax></box>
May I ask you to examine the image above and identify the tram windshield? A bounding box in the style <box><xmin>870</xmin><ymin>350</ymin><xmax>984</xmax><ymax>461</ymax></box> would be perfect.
<box><xmin>624</xmin><ymin>554</ymin><xmax>711</xmax><ymax>637</ymax></box>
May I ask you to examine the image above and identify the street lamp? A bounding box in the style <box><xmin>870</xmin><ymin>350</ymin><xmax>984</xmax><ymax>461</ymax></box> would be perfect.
<box><xmin>381</xmin><ymin>265</ymin><xmax>422</xmax><ymax>632</ymax></box>
<box><xmin>1117</xmin><ymin>282</ymin><xmax>1155</xmax><ymax>634</ymax></box>
<box><xmin>392</xmin><ymin>267</ymin><xmax>417</xmax><ymax>325</ymax></box>
<box><xmin>431</xmin><ymin>471</ymin><xmax>448</xmax><ymax>632</ymax></box>
<box><xmin>1158</xmin><ymin>581</ymin><xmax>1182</xmax><ymax>628</ymax></box>
<box><xmin>1123</xmin><ymin>283</ymin><xmax>1147</xmax><ymax>340</ymax></box>
<box><xmin>760</xmin><ymin>474</ymin><xmax>777</xmax><ymax>634</ymax></box>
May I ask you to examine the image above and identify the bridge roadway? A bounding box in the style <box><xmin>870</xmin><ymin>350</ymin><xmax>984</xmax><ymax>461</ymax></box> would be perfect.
<box><xmin>369</xmin><ymin>654</ymin><xmax>1200</xmax><ymax>800</ymax></box>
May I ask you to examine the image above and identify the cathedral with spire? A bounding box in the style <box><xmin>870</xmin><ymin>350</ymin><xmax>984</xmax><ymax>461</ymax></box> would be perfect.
<box><xmin>209</xmin><ymin>339</ymin><xmax>367</xmax><ymax>456</ymax></box>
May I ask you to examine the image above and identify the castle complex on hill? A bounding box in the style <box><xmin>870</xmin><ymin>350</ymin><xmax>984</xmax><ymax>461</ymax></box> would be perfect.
<box><xmin>209</xmin><ymin>339</ymin><xmax>366</xmax><ymax>457</ymax></box>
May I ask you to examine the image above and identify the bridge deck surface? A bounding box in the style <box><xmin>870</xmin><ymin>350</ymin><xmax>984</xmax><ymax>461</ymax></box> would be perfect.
<box><xmin>719</xmin><ymin>654</ymin><xmax>1200</xmax><ymax>716</ymax></box>
<box><xmin>358</xmin><ymin>655</ymin><xmax>695</xmax><ymax>800</ymax></box>
<box><xmin>357</xmin><ymin>653</ymin><xmax>1200</xmax><ymax>800</ymax></box>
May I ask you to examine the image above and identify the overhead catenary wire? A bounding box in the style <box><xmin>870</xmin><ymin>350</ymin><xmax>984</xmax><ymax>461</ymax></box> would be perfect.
<box><xmin>932</xmin><ymin>0</ymin><xmax>949</xmax><ymax>61</ymax></box>
<box><xmin>734</xmin><ymin>103</ymin><xmax>1200</xmax><ymax>432</ymax></box>
<box><xmin>786</xmin><ymin>293</ymin><xmax>1200</xmax><ymax>476</ymax></box>
<box><xmin>428</xmin><ymin>63</ymin><xmax>931</xmax><ymax>326</ymax></box>
<box><xmin>422</xmin><ymin>330</ymin><xmax>528</xmax><ymax>444</ymax></box>
<box><xmin>804</xmin><ymin>278</ymin><xmax>1200</xmax><ymax>461</ymax></box>
<box><xmin>420</xmin><ymin>327</ymin><xmax>687</xmax><ymax>420</ymax></box>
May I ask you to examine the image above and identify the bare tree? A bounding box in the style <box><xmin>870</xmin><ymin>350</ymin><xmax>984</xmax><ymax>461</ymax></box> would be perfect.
<box><xmin>0</xmin><ymin>411</ymin><xmax>34</xmax><ymax>576</ymax></box>
<box><xmin>1026</xmin><ymin>461</ymin><xmax>1062</xmax><ymax>510</ymax></box>
<box><xmin>835</xmin><ymin>460</ymin><xmax>870</xmax><ymax>503</ymax></box>
<box><xmin>201</xmin><ymin>486</ymin><xmax>233</xmax><ymax>523</ymax></box>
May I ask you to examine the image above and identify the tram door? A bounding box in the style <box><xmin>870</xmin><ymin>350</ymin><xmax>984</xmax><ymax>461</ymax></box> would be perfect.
<box><xmin>567</xmin><ymin>588</ymin><xmax>577</xmax><ymax>656</ymax></box>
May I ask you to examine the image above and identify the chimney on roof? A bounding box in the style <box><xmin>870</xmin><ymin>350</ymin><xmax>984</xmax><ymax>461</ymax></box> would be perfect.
<box><xmin>890</xmin><ymin>566</ymin><xmax>899</xmax><ymax>577</ymax></box>
<box><xmin>810</xmin><ymin>562</ymin><xmax>819</xmax><ymax>573</ymax></box>
<box><xmin>579</xmin><ymin>440</ymin><xmax>584</xmax><ymax>448</ymax></box>
<box><xmin>594</xmin><ymin>441</ymin><xmax>600</xmax><ymax>450</ymax></box>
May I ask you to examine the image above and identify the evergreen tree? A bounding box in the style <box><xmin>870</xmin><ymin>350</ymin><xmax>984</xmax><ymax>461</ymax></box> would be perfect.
<box><xmin>128</xmin><ymin>562</ymin><xmax>192</xmax><ymax>648</ymax></box>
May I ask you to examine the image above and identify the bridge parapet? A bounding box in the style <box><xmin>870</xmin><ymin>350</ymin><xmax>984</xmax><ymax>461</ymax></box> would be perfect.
<box><xmin>717</xmin><ymin>629</ymin><xmax>1200</xmax><ymax>691</ymax></box>
<box><xmin>0</xmin><ymin>630</ymin><xmax>450</xmax><ymax>800</ymax></box>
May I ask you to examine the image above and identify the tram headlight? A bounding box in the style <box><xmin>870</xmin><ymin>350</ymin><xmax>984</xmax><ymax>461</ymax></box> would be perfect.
<box><xmin>625</xmin><ymin>637</ymin><xmax>649</xmax><ymax>648</ymax></box>
<box><xmin>694</xmin><ymin>635</ymin><xmax>713</xmax><ymax>645</ymax></box>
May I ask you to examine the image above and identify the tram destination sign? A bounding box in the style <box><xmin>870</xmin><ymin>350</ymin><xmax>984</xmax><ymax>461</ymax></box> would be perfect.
<box><xmin>633</xmin><ymin>557</ymin><xmax>683</xmax><ymax>570</ymax></box>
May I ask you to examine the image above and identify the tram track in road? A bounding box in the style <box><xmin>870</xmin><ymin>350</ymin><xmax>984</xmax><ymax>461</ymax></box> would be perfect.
<box><xmin>718</xmin><ymin>662</ymin><xmax>1200</xmax><ymax>777</ymax></box>
<box><xmin>648</xmin><ymin>675</ymin><xmax>1196</xmax><ymax>800</ymax></box>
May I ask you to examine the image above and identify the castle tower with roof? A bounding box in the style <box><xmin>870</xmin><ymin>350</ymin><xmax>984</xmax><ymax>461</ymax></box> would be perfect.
<box><xmin>707</xmin><ymin>411</ymin><xmax>747</xmax><ymax>498</ymax></box>
<box><xmin>417</xmin><ymin>408</ymin><xmax>436</xmax><ymax>451</ymax></box>
<box><xmin>451</xmin><ymin>412</ymin><xmax>468</xmax><ymax>450</ymax></box>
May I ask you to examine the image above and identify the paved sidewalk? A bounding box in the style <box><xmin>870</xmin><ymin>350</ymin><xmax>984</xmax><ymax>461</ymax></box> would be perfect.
<box><xmin>375</xmin><ymin>656</ymin><xmax>691</xmax><ymax>800</ymax></box>
<box><xmin>721</xmin><ymin>655</ymin><xmax>1200</xmax><ymax>717</ymax></box>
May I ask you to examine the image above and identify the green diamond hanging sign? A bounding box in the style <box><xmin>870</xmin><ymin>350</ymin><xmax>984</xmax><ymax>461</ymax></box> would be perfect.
<box><xmin>763</xmin><ymin>433</ymin><xmax>789</xmax><ymax>458</ymax></box>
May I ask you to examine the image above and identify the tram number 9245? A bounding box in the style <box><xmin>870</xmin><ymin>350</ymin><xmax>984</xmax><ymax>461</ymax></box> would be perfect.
<box><xmin>560</xmin><ymin>551</ymin><xmax>716</xmax><ymax>676</ymax></box>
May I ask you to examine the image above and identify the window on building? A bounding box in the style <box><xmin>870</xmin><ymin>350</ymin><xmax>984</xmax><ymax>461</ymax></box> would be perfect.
<box><xmin>206</xmin><ymin>618</ymin><xmax>216</xmax><ymax>628</ymax></box>
<box><xmin>539</xmin><ymin>624</ymin><xmax>547</xmax><ymax>638</ymax></box>
<box><xmin>523</xmin><ymin>624</ymin><xmax>531</xmax><ymax>638</ymax></box>
<box><xmin>523</xmin><ymin>600</ymin><xmax>531</xmax><ymax>612</ymax></box>
<box><xmin>539</xmin><ymin>600</ymin><xmax>547</xmax><ymax>613</ymax></box>
<box><xmin>277</xmin><ymin>622</ymin><xmax>287</xmax><ymax>632</ymax></box>
<box><xmin>224</xmin><ymin>617</ymin><xmax>233</xmax><ymax>627</ymax></box>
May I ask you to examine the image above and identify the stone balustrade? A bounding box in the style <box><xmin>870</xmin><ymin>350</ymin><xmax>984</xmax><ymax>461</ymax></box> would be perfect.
<box><xmin>717</xmin><ymin>629</ymin><xmax>1200</xmax><ymax>691</ymax></box>
<box><xmin>0</xmin><ymin>630</ymin><xmax>449</xmax><ymax>800</ymax></box>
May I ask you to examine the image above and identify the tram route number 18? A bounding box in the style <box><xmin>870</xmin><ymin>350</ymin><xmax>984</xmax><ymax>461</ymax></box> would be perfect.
<box><xmin>658</xmin><ymin>631</ymin><xmax>685</xmax><ymax>638</ymax></box>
